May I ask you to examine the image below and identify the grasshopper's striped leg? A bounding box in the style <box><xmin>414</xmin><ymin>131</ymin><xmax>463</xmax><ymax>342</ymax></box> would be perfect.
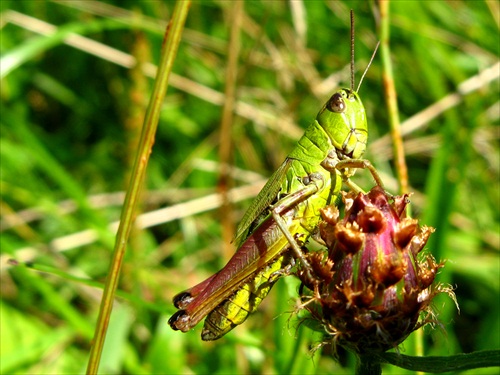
<box><xmin>270</xmin><ymin>173</ymin><xmax>325</xmax><ymax>284</ymax></box>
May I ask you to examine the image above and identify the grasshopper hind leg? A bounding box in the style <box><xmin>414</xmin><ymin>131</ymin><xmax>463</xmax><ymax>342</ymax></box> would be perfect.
<box><xmin>201</xmin><ymin>254</ymin><xmax>293</xmax><ymax>341</ymax></box>
<box><xmin>270</xmin><ymin>173</ymin><xmax>326</xmax><ymax>286</ymax></box>
<box><xmin>168</xmin><ymin>310</ymin><xmax>191</xmax><ymax>332</ymax></box>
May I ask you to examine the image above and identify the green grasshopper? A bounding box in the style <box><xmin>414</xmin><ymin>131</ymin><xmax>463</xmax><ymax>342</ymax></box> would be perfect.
<box><xmin>169</xmin><ymin>12</ymin><xmax>382</xmax><ymax>340</ymax></box>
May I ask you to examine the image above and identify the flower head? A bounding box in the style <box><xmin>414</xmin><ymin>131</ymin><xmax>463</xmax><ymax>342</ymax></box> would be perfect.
<box><xmin>298</xmin><ymin>186</ymin><xmax>454</xmax><ymax>354</ymax></box>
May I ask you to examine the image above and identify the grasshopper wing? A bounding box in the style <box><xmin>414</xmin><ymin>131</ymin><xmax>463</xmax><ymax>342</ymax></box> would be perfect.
<box><xmin>233</xmin><ymin>158</ymin><xmax>293</xmax><ymax>247</ymax></box>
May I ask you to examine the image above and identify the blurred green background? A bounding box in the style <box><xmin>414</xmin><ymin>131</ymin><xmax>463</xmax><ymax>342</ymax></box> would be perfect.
<box><xmin>1</xmin><ymin>1</ymin><xmax>498</xmax><ymax>374</ymax></box>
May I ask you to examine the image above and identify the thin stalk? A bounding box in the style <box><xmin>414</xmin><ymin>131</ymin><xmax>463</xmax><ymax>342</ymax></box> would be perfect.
<box><xmin>356</xmin><ymin>354</ymin><xmax>382</xmax><ymax>375</ymax></box>
<box><xmin>85</xmin><ymin>1</ymin><xmax>191</xmax><ymax>374</ymax></box>
<box><xmin>218</xmin><ymin>1</ymin><xmax>243</xmax><ymax>260</ymax></box>
<box><xmin>378</xmin><ymin>0</ymin><xmax>421</xmax><ymax>364</ymax></box>
<box><xmin>378</xmin><ymin>0</ymin><xmax>409</xmax><ymax>196</ymax></box>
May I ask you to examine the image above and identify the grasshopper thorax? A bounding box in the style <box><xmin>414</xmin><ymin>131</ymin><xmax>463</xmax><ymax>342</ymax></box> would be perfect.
<box><xmin>316</xmin><ymin>88</ymin><xmax>367</xmax><ymax>160</ymax></box>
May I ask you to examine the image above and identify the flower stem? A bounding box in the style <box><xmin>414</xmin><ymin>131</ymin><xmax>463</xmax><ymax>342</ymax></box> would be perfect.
<box><xmin>378</xmin><ymin>0</ymin><xmax>409</xmax><ymax>196</ymax></box>
<box><xmin>356</xmin><ymin>354</ymin><xmax>382</xmax><ymax>375</ymax></box>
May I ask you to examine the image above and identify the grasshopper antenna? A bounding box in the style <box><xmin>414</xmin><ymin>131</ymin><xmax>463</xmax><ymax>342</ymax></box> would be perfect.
<box><xmin>350</xmin><ymin>10</ymin><xmax>355</xmax><ymax>92</ymax></box>
<box><xmin>356</xmin><ymin>41</ymin><xmax>380</xmax><ymax>93</ymax></box>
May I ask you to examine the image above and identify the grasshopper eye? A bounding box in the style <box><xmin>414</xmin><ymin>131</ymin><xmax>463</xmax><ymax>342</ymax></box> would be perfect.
<box><xmin>327</xmin><ymin>93</ymin><xmax>346</xmax><ymax>113</ymax></box>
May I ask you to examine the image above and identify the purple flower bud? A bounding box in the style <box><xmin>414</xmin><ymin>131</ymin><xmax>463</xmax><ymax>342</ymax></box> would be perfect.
<box><xmin>298</xmin><ymin>186</ymin><xmax>455</xmax><ymax>354</ymax></box>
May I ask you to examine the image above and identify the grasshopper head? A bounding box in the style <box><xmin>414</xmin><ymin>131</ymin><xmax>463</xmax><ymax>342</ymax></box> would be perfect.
<box><xmin>316</xmin><ymin>88</ymin><xmax>368</xmax><ymax>160</ymax></box>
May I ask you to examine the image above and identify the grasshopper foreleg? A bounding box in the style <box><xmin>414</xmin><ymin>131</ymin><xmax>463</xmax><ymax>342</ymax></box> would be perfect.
<box><xmin>335</xmin><ymin>158</ymin><xmax>384</xmax><ymax>188</ymax></box>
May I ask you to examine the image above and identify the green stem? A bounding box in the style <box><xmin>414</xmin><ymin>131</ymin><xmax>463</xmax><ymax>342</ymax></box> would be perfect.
<box><xmin>356</xmin><ymin>354</ymin><xmax>382</xmax><ymax>375</ymax></box>
<box><xmin>218</xmin><ymin>0</ymin><xmax>243</xmax><ymax>260</ymax></box>
<box><xmin>378</xmin><ymin>0</ymin><xmax>409</xmax><ymax>196</ymax></box>
<box><xmin>85</xmin><ymin>1</ymin><xmax>191</xmax><ymax>374</ymax></box>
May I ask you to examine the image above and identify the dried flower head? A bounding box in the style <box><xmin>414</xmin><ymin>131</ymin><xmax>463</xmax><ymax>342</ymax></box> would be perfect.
<box><xmin>297</xmin><ymin>186</ymin><xmax>455</xmax><ymax>354</ymax></box>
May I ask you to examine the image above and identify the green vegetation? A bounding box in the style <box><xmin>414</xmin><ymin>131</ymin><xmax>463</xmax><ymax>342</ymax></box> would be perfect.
<box><xmin>1</xmin><ymin>1</ymin><xmax>498</xmax><ymax>374</ymax></box>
